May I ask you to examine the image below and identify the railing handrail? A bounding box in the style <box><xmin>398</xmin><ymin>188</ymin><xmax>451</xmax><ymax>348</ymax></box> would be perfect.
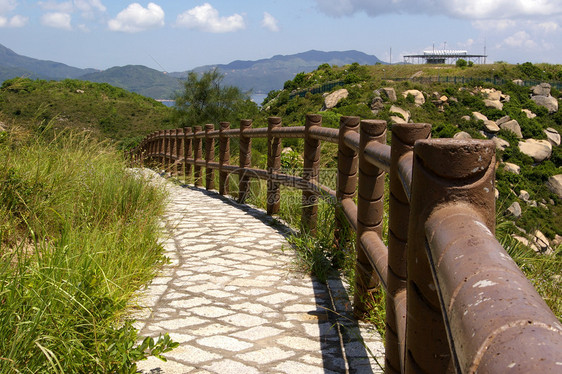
<box><xmin>131</xmin><ymin>115</ymin><xmax>562</xmax><ymax>374</ymax></box>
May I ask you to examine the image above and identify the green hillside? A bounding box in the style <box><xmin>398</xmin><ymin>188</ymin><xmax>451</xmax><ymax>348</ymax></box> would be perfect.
<box><xmin>0</xmin><ymin>77</ymin><xmax>174</xmax><ymax>147</ymax></box>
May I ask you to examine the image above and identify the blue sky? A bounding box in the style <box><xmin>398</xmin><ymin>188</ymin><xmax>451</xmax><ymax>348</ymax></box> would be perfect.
<box><xmin>1</xmin><ymin>1</ymin><xmax>562</xmax><ymax>72</ymax></box>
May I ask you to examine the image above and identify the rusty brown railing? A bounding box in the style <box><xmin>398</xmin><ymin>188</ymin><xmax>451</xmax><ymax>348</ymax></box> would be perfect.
<box><xmin>131</xmin><ymin>115</ymin><xmax>562</xmax><ymax>374</ymax></box>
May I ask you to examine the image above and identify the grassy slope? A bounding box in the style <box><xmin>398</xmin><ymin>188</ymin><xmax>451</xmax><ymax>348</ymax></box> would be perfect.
<box><xmin>0</xmin><ymin>128</ymin><xmax>175</xmax><ymax>372</ymax></box>
<box><xmin>0</xmin><ymin>77</ymin><xmax>174</xmax><ymax>148</ymax></box>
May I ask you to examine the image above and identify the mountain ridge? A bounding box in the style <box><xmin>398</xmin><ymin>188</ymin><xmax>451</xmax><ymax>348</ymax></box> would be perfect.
<box><xmin>0</xmin><ymin>43</ymin><xmax>383</xmax><ymax>98</ymax></box>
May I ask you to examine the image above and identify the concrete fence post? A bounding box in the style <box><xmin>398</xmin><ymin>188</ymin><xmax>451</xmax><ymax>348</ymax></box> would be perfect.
<box><xmin>205</xmin><ymin>124</ymin><xmax>215</xmax><ymax>191</ymax></box>
<box><xmin>335</xmin><ymin>116</ymin><xmax>360</xmax><ymax>246</ymax></box>
<box><xmin>404</xmin><ymin>139</ymin><xmax>496</xmax><ymax>374</ymax></box>
<box><xmin>238</xmin><ymin>119</ymin><xmax>252</xmax><ymax>203</ymax></box>
<box><xmin>267</xmin><ymin>117</ymin><xmax>282</xmax><ymax>215</ymax></box>
<box><xmin>164</xmin><ymin>129</ymin><xmax>171</xmax><ymax>174</ymax></box>
<box><xmin>219</xmin><ymin>122</ymin><xmax>230</xmax><ymax>196</ymax></box>
<box><xmin>302</xmin><ymin>114</ymin><xmax>322</xmax><ymax>234</ymax></box>
<box><xmin>177</xmin><ymin>128</ymin><xmax>184</xmax><ymax>179</ymax></box>
<box><xmin>193</xmin><ymin>126</ymin><xmax>203</xmax><ymax>187</ymax></box>
<box><xmin>385</xmin><ymin>123</ymin><xmax>432</xmax><ymax>374</ymax></box>
<box><xmin>184</xmin><ymin>127</ymin><xmax>193</xmax><ymax>184</ymax></box>
<box><xmin>354</xmin><ymin>119</ymin><xmax>387</xmax><ymax>317</ymax></box>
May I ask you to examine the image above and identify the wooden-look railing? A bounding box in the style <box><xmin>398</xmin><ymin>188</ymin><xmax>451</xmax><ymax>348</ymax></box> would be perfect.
<box><xmin>131</xmin><ymin>115</ymin><xmax>562</xmax><ymax>374</ymax></box>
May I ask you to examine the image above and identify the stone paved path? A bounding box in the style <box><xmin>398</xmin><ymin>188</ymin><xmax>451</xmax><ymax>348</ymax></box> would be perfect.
<box><xmin>132</xmin><ymin>170</ymin><xmax>384</xmax><ymax>373</ymax></box>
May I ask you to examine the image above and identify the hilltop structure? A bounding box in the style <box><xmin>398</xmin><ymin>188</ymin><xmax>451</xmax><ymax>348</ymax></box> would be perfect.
<box><xmin>404</xmin><ymin>49</ymin><xmax>487</xmax><ymax>64</ymax></box>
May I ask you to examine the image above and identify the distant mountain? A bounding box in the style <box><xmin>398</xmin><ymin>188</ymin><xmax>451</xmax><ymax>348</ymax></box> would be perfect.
<box><xmin>0</xmin><ymin>43</ymin><xmax>384</xmax><ymax>99</ymax></box>
<box><xmin>80</xmin><ymin>65</ymin><xmax>182</xmax><ymax>100</ymax></box>
<box><xmin>0</xmin><ymin>43</ymin><xmax>96</xmax><ymax>80</ymax></box>
<box><xmin>172</xmin><ymin>50</ymin><xmax>385</xmax><ymax>94</ymax></box>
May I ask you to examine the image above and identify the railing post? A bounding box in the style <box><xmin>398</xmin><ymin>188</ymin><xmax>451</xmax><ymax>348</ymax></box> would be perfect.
<box><xmin>171</xmin><ymin>128</ymin><xmax>178</xmax><ymax>176</ymax></box>
<box><xmin>205</xmin><ymin>124</ymin><xmax>215</xmax><ymax>191</ymax></box>
<box><xmin>405</xmin><ymin>139</ymin><xmax>496</xmax><ymax>374</ymax></box>
<box><xmin>164</xmin><ymin>129</ymin><xmax>171</xmax><ymax>174</ymax></box>
<box><xmin>267</xmin><ymin>117</ymin><xmax>282</xmax><ymax>215</ymax></box>
<box><xmin>354</xmin><ymin>119</ymin><xmax>387</xmax><ymax>317</ymax></box>
<box><xmin>176</xmin><ymin>128</ymin><xmax>184</xmax><ymax>179</ymax></box>
<box><xmin>219</xmin><ymin>122</ymin><xmax>230</xmax><ymax>196</ymax></box>
<box><xmin>158</xmin><ymin>130</ymin><xmax>165</xmax><ymax>170</ymax></box>
<box><xmin>386</xmin><ymin>123</ymin><xmax>431</xmax><ymax>374</ymax></box>
<box><xmin>302</xmin><ymin>114</ymin><xmax>322</xmax><ymax>234</ymax></box>
<box><xmin>238</xmin><ymin>119</ymin><xmax>252</xmax><ymax>203</ymax></box>
<box><xmin>184</xmin><ymin>127</ymin><xmax>192</xmax><ymax>184</ymax></box>
<box><xmin>193</xmin><ymin>126</ymin><xmax>203</xmax><ymax>187</ymax></box>
<box><xmin>335</xmin><ymin>116</ymin><xmax>360</xmax><ymax>245</ymax></box>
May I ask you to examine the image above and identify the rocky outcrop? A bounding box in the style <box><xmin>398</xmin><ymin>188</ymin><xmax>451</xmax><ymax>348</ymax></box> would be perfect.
<box><xmin>499</xmin><ymin>119</ymin><xmax>523</xmax><ymax>138</ymax></box>
<box><xmin>323</xmin><ymin>89</ymin><xmax>348</xmax><ymax>110</ymax></box>
<box><xmin>504</xmin><ymin>162</ymin><xmax>521</xmax><ymax>174</ymax></box>
<box><xmin>530</xmin><ymin>83</ymin><xmax>558</xmax><ymax>113</ymax></box>
<box><xmin>492</xmin><ymin>136</ymin><xmax>510</xmax><ymax>151</ymax></box>
<box><xmin>545</xmin><ymin>127</ymin><xmax>561</xmax><ymax>146</ymax></box>
<box><xmin>546</xmin><ymin>174</ymin><xmax>562</xmax><ymax>199</ymax></box>
<box><xmin>389</xmin><ymin>105</ymin><xmax>410</xmax><ymax>124</ymax></box>
<box><xmin>518</xmin><ymin>139</ymin><xmax>552</xmax><ymax>162</ymax></box>
<box><xmin>402</xmin><ymin>90</ymin><xmax>425</xmax><ymax>106</ymax></box>
<box><xmin>381</xmin><ymin>87</ymin><xmax>397</xmax><ymax>102</ymax></box>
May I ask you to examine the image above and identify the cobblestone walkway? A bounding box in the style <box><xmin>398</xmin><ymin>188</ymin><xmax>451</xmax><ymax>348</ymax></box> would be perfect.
<box><xmin>133</xmin><ymin>171</ymin><xmax>384</xmax><ymax>373</ymax></box>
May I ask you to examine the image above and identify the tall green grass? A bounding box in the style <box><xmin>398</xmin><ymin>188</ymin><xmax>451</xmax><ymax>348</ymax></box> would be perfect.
<box><xmin>0</xmin><ymin>127</ymin><xmax>175</xmax><ymax>373</ymax></box>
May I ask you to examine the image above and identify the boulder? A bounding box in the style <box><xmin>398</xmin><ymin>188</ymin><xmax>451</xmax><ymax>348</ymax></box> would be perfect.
<box><xmin>507</xmin><ymin>202</ymin><xmax>522</xmax><ymax>218</ymax></box>
<box><xmin>513</xmin><ymin>79</ymin><xmax>524</xmax><ymax>86</ymax></box>
<box><xmin>439</xmin><ymin>95</ymin><xmax>448</xmax><ymax>102</ymax></box>
<box><xmin>472</xmin><ymin>112</ymin><xmax>488</xmax><ymax>122</ymax></box>
<box><xmin>381</xmin><ymin>87</ymin><xmax>397</xmax><ymax>102</ymax></box>
<box><xmin>461</xmin><ymin>115</ymin><xmax>471</xmax><ymax>121</ymax></box>
<box><xmin>402</xmin><ymin>89</ymin><xmax>425</xmax><ymax>106</ymax></box>
<box><xmin>496</xmin><ymin>115</ymin><xmax>511</xmax><ymax>126</ymax></box>
<box><xmin>390</xmin><ymin>105</ymin><xmax>411</xmax><ymax>122</ymax></box>
<box><xmin>453</xmin><ymin>131</ymin><xmax>472</xmax><ymax>140</ymax></box>
<box><xmin>519</xmin><ymin>190</ymin><xmax>530</xmax><ymax>201</ymax></box>
<box><xmin>546</xmin><ymin>174</ymin><xmax>562</xmax><ymax>199</ymax></box>
<box><xmin>484</xmin><ymin>99</ymin><xmax>503</xmax><ymax>110</ymax></box>
<box><xmin>518</xmin><ymin>139</ymin><xmax>552</xmax><ymax>162</ymax></box>
<box><xmin>522</xmin><ymin>109</ymin><xmax>536</xmax><ymax>119</ymax></box>
<box><xmin>531</xmin><ymin>95</ymin><xmax>558</xmax><ymax>113</ymax></box>
<box><xmin>499</xmin><ymin>119</ymin><xmax>523</xmax><ymax>138</ymax></box>
<box><xmin>533</xmin><ymin>230</ymin><xmax>554</xmax><ymax>255</ymax></box>
<box><xmin>492</xmin><ymin>137</ymin><xmax>510</xmax><ymax>151</ymax></box>
<box><xmin>323</xmin><ymin>89</ymin><xmax>349</xmax><ymax>109</ymax></box>
<box><xmin>371</xmin><ymin>97</ymin><xmax>384</xmax><ymax>111</ymax></box>
<box><xmin>545</xmin><ymin>127</ymin><xmax>561</xmax><ymax>146</ymax></box>
<box><xmin>484</xmin><ymin>120</ymin><xmax>500</xmax><ymax>133</ymax></box>
<box><xmin>532</xmin><ymin>83</ymin><xmax>551</xmax><ymax>96</ymax></box>
<box><xmin>504</xmin><ymin>162</ymin><xmax>521</xmax><ymax>174</ymax></box>
<box><xmin>482</xmin><ymin>88</ymin><xmax>502</xmax><ymax>101</ymax></box>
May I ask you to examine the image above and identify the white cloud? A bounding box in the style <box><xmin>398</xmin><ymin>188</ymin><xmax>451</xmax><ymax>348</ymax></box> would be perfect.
<box><xmin>261</xmin><ymin>12</ymin><xmax>279</xmax><ymax>32</ymax></box>
<box><xmin>536</xmin><ymin>21</ymin><xmax>559</xmax><ymax>33</ymax></box>
<box><xmin>176</xmin><ymin>3</ymin><xmax>245</xmax><ymax>33</ymax></box>
<box><xmin>472</xmin><ymin>19</ymin><xmax>516</xmax><ymax>31</ymax></box>
<box><xmin>38</xmin><ymin>1</ymin><xmax>74</xmax><ymax>13</ymax></box>
<box><xmin>0</xmin><ymin>0</ymin><xmax>16</xmax><ymax>13</ymax></box>
<box><xmin>0</xmin><ymin>0</ymin><xmax>27</xmax><ymax>27</ymax></box>
<box><xmin>108</xmin><ymin>2</ymin><xmax>164</xmax><ymax>33</ymax></box>
<box><xmin>41</xmin><ymin>12</ymin><xmax>72</xmax><ymax>29</ymax></box>
<box><xmin>314</xmin><ymin>0</ymin><xmax>562</xmax><ymax>20</ymax></box>
<box><xmin>501</xmin><ymin>31</ymin><xmax>537</xmax><ymax>48</ymax></box>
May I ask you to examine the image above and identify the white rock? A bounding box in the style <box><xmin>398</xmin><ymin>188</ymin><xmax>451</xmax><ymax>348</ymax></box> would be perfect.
<box><xmin>522</xmin><ymin>109</ymin><xmax>536</xmax><ymax>119</ymax></box>
<box><xmin>533</xmin><ymin>230</ymin><xmax>553</xmax><ymax>255</ymax></box>
<box><xmin>508</xmin><ymin>202</ymin><xmax>522</xmax><ymax>218</ymax></box>
<box><xmin>453</xmin><ymin>131</ymin><xmax>472</xmax><ymax>140</ymax></box>
<box><xmin>484</xmin><ymin>99</ymin><xmax>503</xmax><ymax>110</ymax></box>
<box><xmin>492</xmin><ymin>137</ymin><xmax>510</xmax><ymax>151</ymax></box>
<box><xmin>500</xmin><ymin>119</ymin><xmax>523</xmax><ymax>139</ymax></box>
<box><xmin>546</xmin><ymin>174</ymin><xmax>562</xmax><ymax>199</ymax></box>
<box><xmin>504</xmin><ymin>162</ymin><xmax>521</xmax><ymax>174</ymax></box>
<box><xmin>518</xmin><ymin>139</ymin><xmax>552</xmax><ymax>162</ymax></box>
<box><xmin>518</xmin><ymin>190</ymin><xmax>530</xmax><ymax>201</ymax></box>
<box><xmin>402</xmin><ymin>89</ymin><xmax>425</xmax><ymax>106</ymax></box>
<box><xmin>472</xmin><ymin>112</ymin><xmax>488</xmax><ymax>122</ymax></box>
<box><xmin>323</xmin><ymin>89</ymin><xmax>349</xmax><ymax>109</ymax></box>
<box><xmin>545</xmin><ymin>127</ymin><xmax>561</xmax><ymax>146</ymax></box>
<box><xmin>484</xmin><ymin>120</ymin><xmax>500</xmax><ymax>133</ymax></box>
<box><xmin>389</xmin><ymin>105</ymin><xmax>411</xmax><ymax>122</ymax></box>
<box><xmin>531</xmin><ymin>95</ymin><xmax>558</xmax><ymax>113</ymax></box>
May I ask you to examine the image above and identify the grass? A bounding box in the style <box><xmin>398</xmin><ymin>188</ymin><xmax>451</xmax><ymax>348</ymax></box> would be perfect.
<box><xmin>0</xmin><ymin>125</ymin><xmax>177</xmax><ymax>373</ymax></box>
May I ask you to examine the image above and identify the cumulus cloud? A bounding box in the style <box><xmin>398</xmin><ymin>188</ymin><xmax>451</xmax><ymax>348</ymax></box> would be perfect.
<box><xmin>501</xmin><ymin>31</ymin><xmax>537</xmax><ymax>48</ymax></box>
<box><xmin>41</xmin><ymin>12</ymin><xmax>72</xmax><ymax>29</ymax></box>
<box><xmin>0</xmin><ymin>0</ymin><xmax>27</xmax><ymax>27</ymax></box>
<box><xmin>261</xmin><ymin>12</ymin><xmax>279</xmax><ymax>32</ymax></box>
<box><xmin>314</xmin><ymin>0</ymin><xmax>562</xmax><ymax>20</ymax></box>
<box><xmin>176</xmin><ymin>3</ymin><xmax>245</xmax><ymax>33</ymax></box>
<box><xmin>0</xmin><ymin>0</ymin><xmax>16</xmax><ymax>13</ymax></box>
<box><xmin>108</xmin><ymin>2</ymin><xmax>165</xmax><ymax>33</ymax></box>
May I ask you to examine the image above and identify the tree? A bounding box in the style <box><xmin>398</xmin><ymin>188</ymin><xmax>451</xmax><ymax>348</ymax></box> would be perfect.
<box><xmin>174</xmin><ymin>69</ymin><xmax>258</xmax><ymax>127</ymax></box>
<box><xmin>456</xmin><ymin>58</ymin><xmax>468</xmax><ymax>68</ymax></box>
